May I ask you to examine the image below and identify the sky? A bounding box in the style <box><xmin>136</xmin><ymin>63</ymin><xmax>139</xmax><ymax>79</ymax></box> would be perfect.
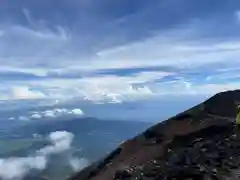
<box><xmin>0</xmin><ymin>0</ymin><xmax>240</xmax><ymax>120</ymax></box>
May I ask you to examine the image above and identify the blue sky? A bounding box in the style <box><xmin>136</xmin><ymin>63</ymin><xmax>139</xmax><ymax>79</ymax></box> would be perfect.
<box><xmin>0</xmin><ymin>0</ymin><xmax>240</xmax><ymax>110</ymax></box>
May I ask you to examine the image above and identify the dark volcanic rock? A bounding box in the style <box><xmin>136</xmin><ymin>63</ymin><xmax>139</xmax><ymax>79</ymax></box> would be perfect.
<box><xmin>203</xmin><ymin>90</ymin><xmax>240</xmax><ymax>117</ymax></box>
<box><xmin>67</xmin><ymin>90</ymin><xmax>240</xmax><ymax>180</ymax></box>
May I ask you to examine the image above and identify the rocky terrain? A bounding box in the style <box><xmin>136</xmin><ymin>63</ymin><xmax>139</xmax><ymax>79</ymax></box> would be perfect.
<box><xmin>68</xmin><ymin>90</ymin><xmax>240</xmax><ymax>180</ymax></box>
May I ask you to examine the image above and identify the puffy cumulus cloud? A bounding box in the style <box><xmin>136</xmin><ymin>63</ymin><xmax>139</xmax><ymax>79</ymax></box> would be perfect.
<box><xmin>38</xmin><ymin>74</ymin><xmax>157</xmax><ymax>103</ymax></box>
<box><xmin>39</xmin><ymin>131</ymin><xmax>88</xmax><ymax>171</ymax></box>
<box><xmin>10</xmin><ymin>108</ymin><xmax>84</xmax><ymax>121</ymax></box>
<box><xmin>37</xmin><ymin>131</ymin><xmax>74</xmax><ymax>155</ymax></box>
<box><xmin>69</xmin><ymin>157</ymin><xmax>89</xmax><ymax>172</ymax></box>
<box><xmin>0</xmin><ymin>156</ymin><xmax>47</xmax><ymax>180</ymax></box>
<box><xmin>78</xmin><ymin>80</ymin><xmax>154</xmax><ymax>103</ymax></box>
<box><xmin>10</xmin><ymin>86</ymin><xmax>46</xmax><ymax>100</ymax></box>
<box><xmin>82</xmin><ymin>85</ymin><xmax>153</xmax><ymax>103</ymax></box>
<box><xmin>69</xmin><ymin>109</ymin><xmax>84</xmax><ymax>116</ymax></box>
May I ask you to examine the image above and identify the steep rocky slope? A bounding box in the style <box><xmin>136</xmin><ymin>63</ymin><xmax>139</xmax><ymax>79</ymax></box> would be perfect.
<box><xmin>68</xmin><ymin>90</ymin><xmax>240</xmax><ymax>180</ymax></box>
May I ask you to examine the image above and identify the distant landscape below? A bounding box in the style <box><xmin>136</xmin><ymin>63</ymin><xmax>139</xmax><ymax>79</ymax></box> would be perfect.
<box><xmin>0</xmin><ymin>117</ymin><xmax>153</xmax><ymax>180</ymax></box>
<box><xmin>0</xmin><ymin>94</ymin><xmax>209</xmax><ymax>180</ymax></box>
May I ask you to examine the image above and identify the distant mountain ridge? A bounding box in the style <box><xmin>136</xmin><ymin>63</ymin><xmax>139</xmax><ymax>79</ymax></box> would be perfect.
<box><xmin>67</xmin><ymin>90</ymin><xmax>240</xmax><ymax>180</ymax></box>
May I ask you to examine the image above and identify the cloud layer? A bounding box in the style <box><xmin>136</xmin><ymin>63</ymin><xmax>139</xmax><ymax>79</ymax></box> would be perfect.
<box><xmin>0</xmin><ymin>0</ymin><xmax>240</xmax><ymax>103</ymax></box>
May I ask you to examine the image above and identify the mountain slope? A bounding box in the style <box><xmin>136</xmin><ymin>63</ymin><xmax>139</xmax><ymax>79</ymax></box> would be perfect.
<box><xmin>68</xmin><ymin>90</ymin><xmax>240</xmax><ymax>180</ymax></box>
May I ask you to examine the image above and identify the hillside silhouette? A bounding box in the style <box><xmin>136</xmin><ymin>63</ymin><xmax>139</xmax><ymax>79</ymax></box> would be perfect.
<box><xmin>68</xmin><ymin>90</ymin><xmax>240</xmax><ymax>180</ymax></box>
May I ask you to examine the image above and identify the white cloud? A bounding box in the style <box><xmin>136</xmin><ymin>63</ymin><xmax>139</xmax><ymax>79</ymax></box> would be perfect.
<box><xmin>70</xmin><ymin>109</ymin><xmax>84</xmax><ymax>116</ymax></box>
<box><xmin>0</xmin><ymin>156</ymin><xmax>47</xmax><ymax>180</ymax></box>
<box><xmin>10</xmin><ymin>86</ymin><xmax>46</xmax><ymax>100</ymax></box>
<box><xmin>8</xmin><ymin>117</ymin><xmax>15</xmax><ymax>121</ymax></box>
<box><xmin>78</xmin><ymin>82</ymin><xmax>154</xmax><ymax>103</ymax></box>
<box><xmin>31</xmin><ymin>113</ymin><xmax>42</xmax><ymax>119</ymax></box>
<box><xmin>69</xmin><ymin>157</ymin><xmax>89</xmax><ymax>172</ymax></box>
<box><xmin>29</xmin><ymin>108</ymin><xmax>84</xmax><ymax>120</ymax></box>
<box><xmin>0</xmin><ymin>71</ymin><xmax>157</xmax><ymax>103</ymax></box>
<box><xmin>42</xmin><ymin>110</ymin><xmax>56</xmax><ymax>118</ymax></box>
<box><xmin>37</xmin><ymin>131</ymin><xmax>74</xmax><ymax>155</ymax></box>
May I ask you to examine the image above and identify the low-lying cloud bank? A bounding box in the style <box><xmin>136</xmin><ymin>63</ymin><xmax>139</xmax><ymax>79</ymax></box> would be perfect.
<box><xmin>0</xmin><ymin>131</ymin><xmax>89</xmax><ymax>180</ymax></box>
<box><xmin>0</xmin><ymin>156</ymin><xmax>47</xmax><ymax>180</ymax></box>
<box><xmin>30</xmin><ymin>108</ymin><xmax>84</xmax><ymax>119</ymax></box>
<box><xmin>9</xmin><ymin>108</ymin><xmax>84</xmax><ymax>121</ymax></box>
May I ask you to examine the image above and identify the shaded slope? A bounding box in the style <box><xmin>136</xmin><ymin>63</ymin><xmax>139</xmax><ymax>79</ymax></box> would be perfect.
<box><xmin>68</xmin><ymin>90</ymin><xmax>240</xmax><ymax>180</ymax></box>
